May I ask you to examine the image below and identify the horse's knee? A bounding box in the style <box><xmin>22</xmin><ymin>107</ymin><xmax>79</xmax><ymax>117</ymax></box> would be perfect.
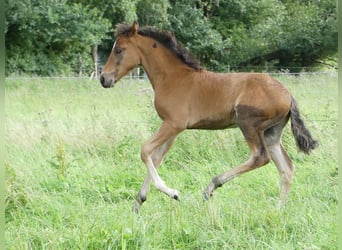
<box><xmin>140</xmin><ymin>144</ymin><xmax>151</xmax><ymax>162</ymax></box>
<box><xmin>140</xmin><ymin>151</ymin><xmax>146</xmax><ymax>162</ymax></box>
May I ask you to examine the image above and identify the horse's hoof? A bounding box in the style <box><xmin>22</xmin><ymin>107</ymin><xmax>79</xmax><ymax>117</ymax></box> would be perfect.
<box><xmin>171</xmin><ymin>190</ymin><xmax>180</xmax><ymax>201</ymax></box>
<box><xmin>173</xmin><ymin>194</ymin><xmax>180</xmax><ymax>201</ymax></box>
<box><xmin>132</xmin><ymin>204</ymin><xmax>140</xmax><ymax>213</ymax></box>
<box><xmin>132</xmin><ymin>207</ymin><xmax>139</xmax><ymax>213</ymax></box>
<box><xmin>202</xmin><ymin>191</ymin><xmax>212</xmax><ymax>201</ymax></box>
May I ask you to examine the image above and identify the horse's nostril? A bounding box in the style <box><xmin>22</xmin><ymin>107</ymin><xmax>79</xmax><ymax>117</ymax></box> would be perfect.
<box><xmin>100</xmin><ymin>75</ymin><xmax>105</xmax><ymax>85</ymax></box>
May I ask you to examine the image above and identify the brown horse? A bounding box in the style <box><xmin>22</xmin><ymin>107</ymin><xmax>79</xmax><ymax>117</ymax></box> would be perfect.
<box><xmin>100</xmin><ymin>22</ymin><xmax>318</xmax><ymax>212</ymax></box>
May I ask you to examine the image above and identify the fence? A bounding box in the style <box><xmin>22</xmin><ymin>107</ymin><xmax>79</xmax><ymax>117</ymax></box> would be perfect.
<box><xmin>5</xmin><ymin>67</ymin><xmax>337</xmax><ymax>81</ymax></box>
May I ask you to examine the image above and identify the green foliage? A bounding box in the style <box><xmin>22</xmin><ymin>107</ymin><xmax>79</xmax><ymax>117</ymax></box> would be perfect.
<box><xmin>5</xmin><ymin>0</ymin><xmax>111</xmax><ymax>75</ymax></box>
<box><xmin>49</xmin><ymin>139</ymin><xmax>73</xmax><ymax>179</ymax></box>
<box><xmin>5</xmin><ymin>162</ymin><xmax>28</xmax><ymax>223</ymax></box>
<box><xmin>5</xmin><ymin>0</ymin><xmax>337</xmax><ymax>75</ymax></box>
<box><xmin>209</xmin><ymin>0</ymin><xmax>337</xmax><ymax>70</ymax></box>
<box><xmin>4</xmin><ymin>74</ymin><xmax>337</xmax><ymax>249</ymax></box>
<box><xmin>69</xmin><ymin>0</ymin><xmax>139</xmax><ymax>24</ymax></box>
<box><xmin>136</xmin><ymin>0</ymin><xmax>170</xmax><ymax>27</ymax></box>
<box><xmin>168</xmin><ymin>0</ymin><xmax>226</xmax><ymax>70</ymax></box>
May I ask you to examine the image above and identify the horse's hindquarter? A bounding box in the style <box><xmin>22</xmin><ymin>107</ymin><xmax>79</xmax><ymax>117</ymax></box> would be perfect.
<box><xmin>232</xmin><ymin>73</ymin><xmax>292</xmax><ymax>129</ymax></box>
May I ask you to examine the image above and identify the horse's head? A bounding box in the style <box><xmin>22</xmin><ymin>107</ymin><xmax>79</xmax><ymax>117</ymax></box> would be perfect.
<box><xmin>100</xmin><ymin>21</ymin><xmax>141</xmax><ymax>88</ymax></box>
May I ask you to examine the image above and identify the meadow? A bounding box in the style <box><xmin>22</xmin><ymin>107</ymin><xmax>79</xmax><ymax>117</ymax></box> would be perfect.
<box><xmin>5</xmin><ymin>72</ymin><xmax>337</xmax><ymax>249</ymax></box>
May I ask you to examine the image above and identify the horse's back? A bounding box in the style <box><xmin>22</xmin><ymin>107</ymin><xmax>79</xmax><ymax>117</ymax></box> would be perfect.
<box><xmin>196</xmin><ymin>72</ymin><xmax>291</xmax><ymax>106</ymax></box>
<box><xmin>229</xmin><ymin>73</ymin><xmax>291</xmax><ymax>104</ymax></box>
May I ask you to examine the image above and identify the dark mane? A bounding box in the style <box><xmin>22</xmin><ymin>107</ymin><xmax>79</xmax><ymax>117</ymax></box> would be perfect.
<box><xmin>115</xmin><ymin>23</ymin><xmax>203</xmax><ymax>71</ymax></box>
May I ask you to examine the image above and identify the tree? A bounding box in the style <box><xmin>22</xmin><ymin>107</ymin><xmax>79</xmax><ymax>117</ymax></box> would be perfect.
<box><xmin>5</xmin><ymin>0</ymin><xmax>111</xmax><ymax>75</ymax></box>
<box><xmin>136</xmin><ymin>0</ymin><xmax>170</xmax><ymax>27</ymax></box>
<box><xmin>5</xmin><ymin>0</ymin><xmax>337</xmax><ymax>75</ymax></box>
<box><xmin>68</xmin><ymin>0</ymin><xmax>140</xmax><ymax>66</ymax></box>
<box><xmin>168</xmin><ymin>0</ymin><xmax>226</xmax><ymax>70</ymax></box>
<box><xmin>207</xmin><ymin>0</ymin><xmax>337</xmax><ymax>71</ymax></box>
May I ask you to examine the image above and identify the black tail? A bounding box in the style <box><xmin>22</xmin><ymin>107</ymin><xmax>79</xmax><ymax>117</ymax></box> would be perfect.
<box><xmin>290</xmin><ymin>96</ymin><xmax>318</xmax><ymax>154</ymax></box>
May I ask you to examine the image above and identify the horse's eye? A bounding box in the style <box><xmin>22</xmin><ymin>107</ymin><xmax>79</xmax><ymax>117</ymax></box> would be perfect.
<box><xmin>115</xmin><ymin>48</ymin><xmax>123</xmax><ymax>55</ymax></box>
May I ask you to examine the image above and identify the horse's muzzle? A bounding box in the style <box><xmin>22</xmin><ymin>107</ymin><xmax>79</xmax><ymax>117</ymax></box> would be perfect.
<box><xmin>100</xmin><ymin>74</ymin><xmax>115</xmax><ymax>88</ymax></box>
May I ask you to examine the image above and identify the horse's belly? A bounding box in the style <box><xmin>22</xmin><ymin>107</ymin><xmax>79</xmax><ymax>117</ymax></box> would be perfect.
<box><xmin>187</xmin><ymin>116</ymin><xmax>236</xmax><ymax>130</ymax></box>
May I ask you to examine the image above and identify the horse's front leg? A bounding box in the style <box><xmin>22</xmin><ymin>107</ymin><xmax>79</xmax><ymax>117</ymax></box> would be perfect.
<box><xmin>133</xmin><ymin>136</ymin><xmax>176</xmax><ymax>212</ymax></box>
<box><xmin>133</xmin><ymin>122</ymin><xmax>181</xmax><ymax>212</ymax></box>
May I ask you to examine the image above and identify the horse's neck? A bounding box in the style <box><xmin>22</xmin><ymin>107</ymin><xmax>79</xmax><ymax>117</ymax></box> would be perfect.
<box><xmin>138</xmin><ymin>41</ymin><xmax>192</xmax><ymax>89</ymax></box>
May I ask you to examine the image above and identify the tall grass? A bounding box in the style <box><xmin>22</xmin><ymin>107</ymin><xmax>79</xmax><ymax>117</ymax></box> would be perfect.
<box><xmin>5</xmin><ymin>73</ymin><xmax>337</xmax><ymax>249</ymax></box>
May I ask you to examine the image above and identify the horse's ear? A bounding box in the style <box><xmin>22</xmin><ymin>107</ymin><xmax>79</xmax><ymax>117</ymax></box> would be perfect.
<box><xmin>131</xmin><ymin>21</ymin><xmax>139</xmax><ymax>35</ymax></box>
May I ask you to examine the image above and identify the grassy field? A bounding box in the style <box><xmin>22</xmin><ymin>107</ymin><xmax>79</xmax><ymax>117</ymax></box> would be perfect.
<box><xmin>5</xmin><ymin>73</ymin><xmax>337</xmax><ymax>249</ymax></box>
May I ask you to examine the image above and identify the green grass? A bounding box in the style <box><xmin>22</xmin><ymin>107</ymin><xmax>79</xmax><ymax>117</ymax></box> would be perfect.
<box><xmin>5</xmin><ymin>73</ymin><xmax>337</xmax><ymax>249</ymax></box>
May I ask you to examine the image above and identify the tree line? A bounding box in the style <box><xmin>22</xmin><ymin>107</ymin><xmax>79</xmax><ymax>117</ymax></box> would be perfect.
<box><xmin>5</xmin><ymin>0</ymin><xmax>337</xmax><ymax>76</ymax></box>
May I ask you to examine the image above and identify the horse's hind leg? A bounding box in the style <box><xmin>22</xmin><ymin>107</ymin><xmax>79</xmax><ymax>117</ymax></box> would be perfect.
<box><xmin>268</xmin><ymin>143</ymin><xmax>295</xmax><ymax>207</ymax></box>
<box><xmin>265</xmin><ymin>123</ymin><xmax>295</xmax><ymax>207</ymax></box>
<box><xmin>203</xmin><ymin>126</ymin><xmax>271</xmax><ymax>200</ymax></box>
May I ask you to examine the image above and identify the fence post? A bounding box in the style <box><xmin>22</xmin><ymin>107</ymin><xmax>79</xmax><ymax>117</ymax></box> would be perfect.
<box><xmin>92</xmin><ymin>45</ymin><xmax>98</xmax><ymax>78</ymax></box>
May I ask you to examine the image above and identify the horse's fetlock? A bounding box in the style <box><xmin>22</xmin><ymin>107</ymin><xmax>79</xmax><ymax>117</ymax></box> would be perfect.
<box><xmin>153</xmin><ymin>181</ymin><xmax>165</xmax><ymax>191</ymax></box>
<box><xmin>212</xmin><ymin>176</ymin><xmax>223</xmax><ymax>188</ymax></box>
